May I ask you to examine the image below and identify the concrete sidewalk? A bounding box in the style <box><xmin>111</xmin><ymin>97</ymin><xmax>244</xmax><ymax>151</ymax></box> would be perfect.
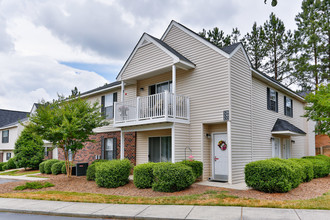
<box><xmin>0</xmin><ymin>198</ymin><xmax>329</xmax><ymax>220</ymax></box>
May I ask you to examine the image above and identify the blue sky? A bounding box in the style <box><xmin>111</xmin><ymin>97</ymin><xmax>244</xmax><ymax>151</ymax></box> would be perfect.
<box><xmin>0</xmin><ymin>0</ymin><xmax>302</xmax><ymax>111</ymax></box>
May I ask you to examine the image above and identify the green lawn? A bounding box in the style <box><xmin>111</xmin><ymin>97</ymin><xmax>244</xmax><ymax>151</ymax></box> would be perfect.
<box><xmin>0</xmin><ymin>190</ymin><xmax>329</xmax><ymax>210</ymax></box>
<box><xmin>0</xmin><ymin>170</ymin><xmax>40</xmax><ymax>176</ymax></box>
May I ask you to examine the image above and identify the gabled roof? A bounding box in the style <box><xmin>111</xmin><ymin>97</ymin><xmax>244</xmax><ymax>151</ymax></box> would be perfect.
<box><xmin>79</xmin><ymin>81</ymin><xmax>121</xmax><ymax>98</ymax></box>
<box><xmin>0</xmin><ymin>109</ymin><xmax>29</xmax><ymax>128</ymax></box>
<box><xmin>221</xmin><ymin>42</ymin><xmax>241</xmax><ymax>54</ymax></box>
<box><xmin>116</xmin><ymin>33</ymin><xmax>195</xmax><ymax>80</ymax></box>
<box><xmin>271</xmin><ymin>118</ymin><xmax>306</xmax><ymax>136</ymax></box>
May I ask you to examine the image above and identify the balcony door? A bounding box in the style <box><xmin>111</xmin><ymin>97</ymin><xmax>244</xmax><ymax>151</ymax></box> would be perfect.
<box><xmin>149</xmin><ymin>81</ymin><xmax>172</xmax><ymax>95</ymax></box>
<box><xmin>148</xmin><ymin>136</ymin><xmax>171</xmax><ymax>162</ymax></box>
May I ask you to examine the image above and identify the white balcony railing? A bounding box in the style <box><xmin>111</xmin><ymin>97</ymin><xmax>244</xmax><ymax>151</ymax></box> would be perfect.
<box><xmin>114</xmin><ymin>91</ymin><xmax>190</xmax><ymax>127</ymax></box>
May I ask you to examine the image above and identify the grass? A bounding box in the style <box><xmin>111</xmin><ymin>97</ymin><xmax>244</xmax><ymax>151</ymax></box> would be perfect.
<box><xmin>14</xmin><ymin>182</ymin><xmax>54</xmax><ymax>191</ymax></box>
<box><xmin>0</xmin><ymin>190</ymin><xmax>329</xmax><ymax>210</ymax></box>
<box><xmin>26</xmin><ymin>175</ymin><xmax>49</xmax><ymax>178</ymax></box>
<box><xmin>0</xmin><ymin>170</ymin><xmax>40</xmax><ymax>176</ymax></box>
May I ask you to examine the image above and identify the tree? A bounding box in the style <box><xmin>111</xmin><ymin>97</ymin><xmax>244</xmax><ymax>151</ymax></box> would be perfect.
<box><xmin>263</xmin><ymin>13</ymin><xmax>294</xmax><ymax>85</ymax></box>
<box><xmin>26</xmin><ymin>92</ymin><xmax>109</xmax><ymax>177</ymax></box>
<box><xmin>292</xmin><ymin>0</ymin><xmax>329</xmax><ymax>91</ymax></box>
<box><xmin>242</xmin><ymin>22</ymin><xmax>267</xmax><ymax>70</ymax></box>
<box><xmin>264</xmin><ymin>0</ymin><xmax>278</xmax><ymax>7</ymax></box>
<box><xmin>199</xmin><ymin>27</ymin><xmax>232</xmax><ymax>47</ymax></box>
<box><xmin>14</xmin><ymin>127</ymin><xmax>44</xmax><ymax>170</ymax></box>
<box><xmin>304</xmin><ymin>84</ymin><xmax>330</xmax><ymax>135</ymax></box>
<box><xmin>231</xmin><ymin>28</ymin><xmax>241</xmax><ymax>44</ymax></box>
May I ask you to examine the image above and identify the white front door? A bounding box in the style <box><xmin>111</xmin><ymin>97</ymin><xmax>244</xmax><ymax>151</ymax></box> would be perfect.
<box><xmin>272</xmin><ymin>137</ymin><xmax>280</xmax><ymax>158</ymax></box>
<box><xmin>282</xmin><ymin>139</ymin><xmax>291</xmax><ymax>159</ymax></box>
<box><xmin>212</xmin><ymin>133</ymin><xmax>228</xmax><ymax>181</ymax></box>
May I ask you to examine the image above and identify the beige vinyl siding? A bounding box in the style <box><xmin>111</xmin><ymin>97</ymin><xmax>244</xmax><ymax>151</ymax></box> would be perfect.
<box><xmin>252</xmin><ymin>78</ymin><xmax>308</xmax><ymax>160</ymax></box>
<box><xmin>163</xmin><ymin>25</ymin><xmax>230</xmax><ymax>166</ymax></box>
<box><xmin>121</xmin><ymin>43</ymin><xmax>173</xmax><ymax>80</ymax></box>
<box><xmin>136</xmin><ymin>129</ymin><xmax>171</xmax><ymax>165</ymax></box>
<box><xmin>230</xmin><ymin>48</ymin><xmax>252</xmax><ymax>183</ymax></box>
<box><xmin>174</xmin><ymin>123</ymin><xmax>189</xmax><ymax>162</ymax></box>
<box><xmin>202</xmin><ymin>123</ymin><xmax>227</xmax><ymax>179</ymax></box>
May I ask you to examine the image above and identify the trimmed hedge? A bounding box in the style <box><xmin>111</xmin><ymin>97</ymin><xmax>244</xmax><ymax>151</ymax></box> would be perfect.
<box><xmin>152</xmin><ymin>162</ymin><xmax>195</xmax><ymax>192</ymax></box>
<box><xmin>270</xmin><ymin>158</ymin><xmax>303</xmax><ymax>188</ymax></box>
<box><xmin>0</xmin><ymin>162</ymin><xmax>6</xmax><ymax>171</ymax></box>
<box><xmin>289</xmin><ymin>158</ymin><xmax>314</xmax><ymax>182</ymax></box>
<box><xmin>177</xmin><ymin>160</ymin><xmax>203</xmax><ymax>179</ymax></box>
<box><xmin>245</xmin><ymin>159</ymin><xmax>299</xmax><ymax>193</ymax></box>
<box><xmin>44</xmin><ymin>159</ymin><xmax>59</xmax><ymax>174</ymax></box>
<box><xmin>4</xmin><ymin>158</ymin><xmax>17</xmax><ymax>170</ymax></box>
<box><xmin>95</xmin><ymin>159</ymin><xmax>132</xmax><ymax>188</ymax></box>
<box><xmin>302</xmin><ymin>157</ymin><xmax>329</xmax><ymax>178</ymax></box>
<box><xmin>133</xmin><ymin>162</ymin><xmax>156</xmax><ymax>188</ymax></box>
<box><xmin>39</xmin><ymin>161</ymin><xmax>47</xmax><ymax>174</ymax></box>
<box><xmin>87</xmin><ymin>160</ymin><xmax>108</xmax><ymax>181</ymax></box>
<box><xmin>51</xmin><ymin>161</ymin><xmax>65</xmax><ymax>175</ymax></box>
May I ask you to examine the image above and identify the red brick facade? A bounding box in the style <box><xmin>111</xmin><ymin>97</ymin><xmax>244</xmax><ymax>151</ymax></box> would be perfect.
<box><xmin>58</xmin><ymin>131</ymin><xmax>136</xmax><ymax>165</ymax></box>
<box><xmin>0</xmin><ymin>153</ymin><xmax>3</xmax><ymax>162</ymax></box>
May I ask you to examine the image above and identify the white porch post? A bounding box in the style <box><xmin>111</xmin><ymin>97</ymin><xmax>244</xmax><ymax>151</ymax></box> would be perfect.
<box><xmin>171</xmin><ymin>124</ymin><xmax>175</xmax><ymax>163</ymax></box>
<box><xmin>227</xmin><ymin>121</ymin><xmax>232</xmax><ymax>184</ymax></box>
<box><xmin>120</xmin><ymin>131</ymin><xmax>124</xmax><ymax>159</ymax></box>
<box><xmin>121</xmin><ymin>81</ymin><xmax>125</xmax><ymax>102</ymax></box>
<box><xmin>172</xmin><ymin>64</ymin><xmax>176</xmax><ymax>94</ymax></box>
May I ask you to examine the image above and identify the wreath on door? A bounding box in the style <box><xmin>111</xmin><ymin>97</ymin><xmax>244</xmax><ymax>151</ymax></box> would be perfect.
<box><xmin>218</xmin><ymin>140</ymin><xmax>227</xmax><ymax>151</ymax></box>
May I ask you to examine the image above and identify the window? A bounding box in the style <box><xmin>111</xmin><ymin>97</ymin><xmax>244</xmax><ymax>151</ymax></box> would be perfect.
<box><xmin>2</xmin><ymin>130</ymin><xmax>9</xmax><ymax>143</ymax></box>
<box><xmin>44</xmin><ymin>147</ymin><xmax>48</xmax><ymax>157</ymax></box>
<box><xmin>101</xmin><ymin>92</ymin><xmax>117</xmax><ymax>119</ymax></box>
<box><xmin>267</xmin><ymin>88</ymin><xmax>278</xmax><ymax>112</ymax></box>
<box><xmin>149</xmin><ymin>81</ymin><xmax>172</xmax><ymax>95</ymax></box>
<box><xmin>102</xmin><ymin>138</ymin><xmax>117</xmax><ymax>160</ymax></box>
<box><xmin>284</xmin><ymin>96</ymin><xmax>293</xmax><ymax>117</ymax></box>
<box><xmin>6</xmin><ymin>153</ymin><xmax>11</xmax><ymax>160</ymax></box>
<box><xmin>148</xmin><ymin>136</ymin><xmax>171</xmax><ymax>162</ymax></box>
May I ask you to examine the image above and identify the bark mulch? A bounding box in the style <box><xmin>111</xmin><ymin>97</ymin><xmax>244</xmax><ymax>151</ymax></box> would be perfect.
<box><xmin>0</xmin><ymin>174</ymin><xmax>329</xmax><ymax>201</ymax></box>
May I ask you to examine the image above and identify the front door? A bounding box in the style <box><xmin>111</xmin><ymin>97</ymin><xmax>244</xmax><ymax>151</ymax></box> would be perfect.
<box><xmin>213</xmin><ymin>133</ymin><xmax>228</xmax><ymax>181</ymax></box>
<box><xmin>282</xmin><ymin>139</ymin><xmax>291</xmax><ymax>159</ymax></box>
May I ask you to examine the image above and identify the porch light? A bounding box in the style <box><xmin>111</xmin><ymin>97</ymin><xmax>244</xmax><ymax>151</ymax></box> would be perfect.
<box><xmin>206</xmin><ymin>133</ymin><xmax>211</xmax><ymax>139</ymax></box>
<box><xmin>291</xmin><ymin>140</ymin><xmax>295</xmax><ymax>144</ymax></box>
<box><xmin>270</xmin><ymin>137</ymin><xmax>275</xmax><ymax>141</ymax></box>
<box><xmin>140</xmin><ymin>87</ymin><xmax>144</xmax><ymax>91</ymax></box>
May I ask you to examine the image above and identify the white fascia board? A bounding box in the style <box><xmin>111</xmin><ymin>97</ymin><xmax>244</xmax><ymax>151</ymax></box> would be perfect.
<box><xmin>251</xmin><ymin>69</ymin><xmax>305</xmax><ymax>102</ymax></box>
<box><xmin>80</xmin><ymin>84</ymin><xmax>121</xmax><ymax>98</ymax></box>
<box><xmin>0</xmin><ymin>124</ymin><xmax>18</xmax><ymax>130</ymax></box>
<box><xmin>161</xmin><ymin>21</ymin><xmax>230</xmax><ymax>59</ymax></box>
<box><xmin>271</xmin><ymin>131</ymin><xmax>306</xmax><ymax>136</ymax></box>
<box><xmin>229</xmin><ymin>44</ymin><xmax>252</xmax><ymax>68</ymax></box>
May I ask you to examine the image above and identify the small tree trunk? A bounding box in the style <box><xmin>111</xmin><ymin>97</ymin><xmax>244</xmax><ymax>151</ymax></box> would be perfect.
<box><xmin>314</xmin><ymin>44</ymin><xmax>319</xmax><ymax>90</ymax></box>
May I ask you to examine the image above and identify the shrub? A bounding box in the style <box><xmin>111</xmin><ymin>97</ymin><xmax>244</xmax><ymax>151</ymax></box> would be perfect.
<box><xmin>133</xmin><ymin>162</ymin><xmax>156</xmax><ymax>189</ymax></box>
<box><xmin>39</xmin><ymin>161</ymin><xmax>47</xmax><ymax>174</ymax></box>
<box><xmin>61</xmin><ymin>162</ymin><xmax>75</xmax><ymax>175</ymax></box>
<box><xmin>86</xmin><ymin>160</ymin><xmax>108</xmax><ymax>181</ymax></box>
<box><xmin>51</xmin><ymin>161</ymin><xmax>65</xmax><ymax>175</ymax></box>
<box><xmin>177</xmin><ymin>160</ymin><xmax>203</xmax><ymax>179</ymax></box>
<box><xmin>0</xmin><ymin>162</ymin><xmax>6</xmax><ymax>171</ymax></box>
<box><xmin>44</xmin><ymin>159</ymin><xmax>59</xmax><ymax>174</ymax></box>
<box><xmin>302</xmin><ymin>157</ymin><xmax>329</xmax><ymax>178</ymax></box>
<box><xmin>5</xmin><ymin>158</ymin><xmax>17</xmax><ymax>170</ymax></box>
<box><xmin>245</xmin><ymin>159</ymin><xmax>299</xmax><ymax>193</ymax></box>
<box><xmin>270</xmin><ymin>158</ymin><xmax>303</xmax><ymax>188</ymax></box>
<box><xmin>14</xmin><ymin>181</ymin><xmax>54</xmax><ymax>190</ymax></box>
<box><xmin>289</xmin><ymin>158</ymin><xmax>314</xmax><ymax>182</ymax></box>
<box><xmin>315</xmin><ymin>155</ymin><xmax>330</xmax><ymax>172</ymax></box>
<box><xmin>95</xmin><ymin>159</ymin><xmax>132</xmax><ymax>188</ymax></box>
<box><xmin>152</xmin><ymin>162</ymin><xmax>195</xmax><ymax>192</ymax></box>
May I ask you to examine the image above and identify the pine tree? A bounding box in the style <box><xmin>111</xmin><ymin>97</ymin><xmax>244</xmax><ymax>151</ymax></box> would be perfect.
<box><xmin>263</xmin><ymin>13</ymin><xmax>294</xmax><ymax>85</ymax></box>
<box><xmin>199</xmin><ymin>27</ymin><xmax>232</xmax><ymax>47</ymax></box>
<box><xmin>242</xmin><ymin>22</ymin><xmax>267</xmax><ymax>70</ymax></box>
<box><xmin>292</xmin><ymin>0</ymin><xmax>329</xmax><ymax>91</ymax></box>
<box><xmin>231</xmin><ymin>28</ymin><xmax>241</xmax><ymax>43</ymax></box>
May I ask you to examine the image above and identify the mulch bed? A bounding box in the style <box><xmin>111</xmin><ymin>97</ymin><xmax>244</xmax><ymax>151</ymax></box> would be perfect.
<box><xmin>0</xmin><ymin>174</ymin><xmax>329</xmax><ymax>201</ymax></box>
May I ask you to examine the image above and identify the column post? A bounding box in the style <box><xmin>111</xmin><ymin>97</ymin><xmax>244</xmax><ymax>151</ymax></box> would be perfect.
<box><xmin>120</xmin><ymin>131</ymin><xmax>124</xmax><ymax>159</ymax></box>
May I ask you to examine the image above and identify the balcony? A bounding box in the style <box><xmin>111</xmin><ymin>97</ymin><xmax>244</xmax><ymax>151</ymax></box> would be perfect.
<box><xmin>114</xmin><ymin>91</ymin><xmax>190</xmax><ymax>127</ymax></box>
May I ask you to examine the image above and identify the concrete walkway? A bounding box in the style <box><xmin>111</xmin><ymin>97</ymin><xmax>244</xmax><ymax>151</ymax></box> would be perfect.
<box><xmin>196</xmin><ymin>180</ymin><xmax>250</xmax><ymax>190</ymax></box>
<box><xmin>0</xmin><ymin>198</ymin><xmax>328</xmax><ymax>220</ymax></box>
<box><xmin>0</xmin><ymin>174</ymin><xmax>46</xmax><ymax>181</ymax></box>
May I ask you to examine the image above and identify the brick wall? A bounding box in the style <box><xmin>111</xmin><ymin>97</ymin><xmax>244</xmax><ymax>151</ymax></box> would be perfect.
<box><xmin>0</xmin><ymin>153</ymin><xmax>2</xmax><ymax>162</ymax></box>
<box><xmin>44</xmin><ymin>150</ymin><xmax>53</xmax><ymax>160</ymax></box>
<box><xmin>315</xmin><ymin>135</ymin><xmax>330</xmax><ymax>156</ymax></box>
<box><xmin>58</xmin><ymin>131</ymin><xmax>136</xmax><ymax>165</ymax></box>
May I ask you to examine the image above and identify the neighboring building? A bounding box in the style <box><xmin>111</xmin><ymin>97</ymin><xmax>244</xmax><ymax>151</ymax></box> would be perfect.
<box><xmin>0</xmin><ymin>109</ymin><xmax>29</xmax><ymax>162</ymax></box>
<box><xmin>0</xmin><ymin>104</ymin><xmax>57</xmax><ymax>162</ymax></box>
<box><xmin>315</xmin><ymin>134</ymin><xmax>330</xmax><ymax>156</ymax></box>
<box><xmin>59</xmin><ymin>20</ymin><xmax>315</xmax><ymax>184</ymax></box>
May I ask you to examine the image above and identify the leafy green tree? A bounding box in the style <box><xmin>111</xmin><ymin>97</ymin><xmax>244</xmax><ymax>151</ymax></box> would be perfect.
<box><xmin>263</xmin><ymin>13</ymin><xmax>294</xmax><ymax>85</ymax></box>
<box><xmin>242</xmin><ymin>22</ymin><xmax>267</xmax><ymax>70</ymax></box>
<box><xmin>292</xmin><ymin>0</ymin><xmax>329</xmax><ymax>91</ymax></box>
<box><xmin>14</xmin><ymin>127</ymin><xmax>44</xmax><ymax>170</ymax></box>
<box><xmin>26</xmin><ymin>92</ymin><xmax>109</xmax><ymax>177</ymax></box>
<box><xmin>199</xmin><ymin>27</ymin><xmax>232</xmax><ymax>47</ymax></box>
<box><xmin>304</xmin><ymin>84</ymin><xmax>330</xmax><ymax>135</ymax></box>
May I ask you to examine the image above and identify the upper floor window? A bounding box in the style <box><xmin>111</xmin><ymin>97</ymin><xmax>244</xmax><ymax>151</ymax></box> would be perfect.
<box><xmin>149</xmin><ymin>81</ymin><xmax>172</xmax><ymax>95</ymax></box>
<box><xmin>284</xmin><ymin>96</ymin><xmax>293</xmax><ymax>117</ymax></box>
<box><xmin>267</xmin><ymin>88</ymin><xmax>278</xmax><ymax>112</ymax></box>
<box><xmin>101</xmin><ymin>92</ymin><xmax>117</xmax><ymax>119</ymax></box>
<box><xmin>2</xmin><ymin>130</ymin><xmax>9</xmax><ymax>143</ymax></box>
